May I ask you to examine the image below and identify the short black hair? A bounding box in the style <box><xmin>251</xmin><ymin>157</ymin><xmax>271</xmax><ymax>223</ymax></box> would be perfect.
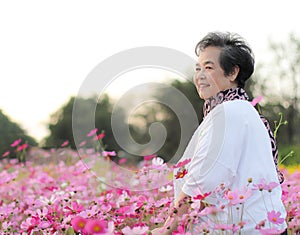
<box><xmin>195</xmin><ymin>31</ymin><xmax>255</xmax><ymax>88</ymax></box>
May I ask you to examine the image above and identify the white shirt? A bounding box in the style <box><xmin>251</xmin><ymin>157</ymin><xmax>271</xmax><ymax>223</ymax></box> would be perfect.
<box><xmin>174</xmin><ymin>100</ymin><xmax>287</xmax><ymax>234</ymax></box>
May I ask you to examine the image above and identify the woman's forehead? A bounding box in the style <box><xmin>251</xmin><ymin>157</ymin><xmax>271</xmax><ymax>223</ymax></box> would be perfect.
<box><xmin>197</xmin><ymin>46</ymin><xmax>221</xmax><ymax>65</ymax></box>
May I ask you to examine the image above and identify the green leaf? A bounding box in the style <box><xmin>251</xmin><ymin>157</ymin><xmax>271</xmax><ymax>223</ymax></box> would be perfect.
<box><xmin>65</xmin><ymin>227</ymin><xmax>75</xmax><ymax>235</ymax></box>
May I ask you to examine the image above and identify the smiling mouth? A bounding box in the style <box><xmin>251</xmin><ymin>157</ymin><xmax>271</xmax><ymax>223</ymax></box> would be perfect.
<box><xmin>199</xmin><ymin>84</ymin><xmax>209</xmax><ymax>89</ymax></box>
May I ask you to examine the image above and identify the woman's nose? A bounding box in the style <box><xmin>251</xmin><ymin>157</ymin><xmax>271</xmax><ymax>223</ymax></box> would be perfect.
<box><xmin>194</xmin><ymin>70</ymin><xmax>205</xmax><ymax>81</ymax></box>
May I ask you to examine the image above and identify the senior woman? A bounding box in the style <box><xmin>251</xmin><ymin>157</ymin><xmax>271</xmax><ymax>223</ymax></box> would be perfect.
<box><xmin>152</xmin><ymin>32</ymin><xmax>287</xmax><ymax>234</ymax></box>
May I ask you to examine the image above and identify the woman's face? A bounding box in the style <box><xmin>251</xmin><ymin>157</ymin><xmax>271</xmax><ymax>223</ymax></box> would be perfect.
<box><xmin>193</xmin><ymin>46</ymin><xmax>238</xmax><ymax>100</ymax></box>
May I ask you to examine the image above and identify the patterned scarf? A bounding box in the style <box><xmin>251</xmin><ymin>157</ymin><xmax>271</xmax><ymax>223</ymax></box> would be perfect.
<box><xmin>203</xmin><ymin>87</ymin><xmax>284</xmax><ymax>183</ymax></box>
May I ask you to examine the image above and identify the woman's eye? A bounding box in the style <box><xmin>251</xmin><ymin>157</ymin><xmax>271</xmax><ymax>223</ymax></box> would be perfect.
<box><xmin>205</xmin><ymin>66</ymin><xmax>212</xmax><ymax>70</ymax></box>
<box><xmin>195</xmin><ymin>67</ymin><xmax>201</xmax><ymax>71</ymax></box>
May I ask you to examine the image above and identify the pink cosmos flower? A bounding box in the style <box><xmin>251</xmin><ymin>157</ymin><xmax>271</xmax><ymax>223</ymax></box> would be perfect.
<box><xmin>87</xmin><ymin>128</ymin><xmax>98</xmax><ymax>137</ymax></box>
<box><xmin>267</xmin><ymin>210</ymin><xmax>285</xmax><ymax>225</ymax></box>
<box><xmin>175</xmin><ymin>169</ymin><xmax>188</xmax><ymax>179</ymax></box>
<box><xmin>79</xmin><ymin>141</ymin><xmax>87</xmax><ymax>147</ymax></box>
<box><xmin>2</xmin><ymin>221</ymin><xmax>13</xmax><ymax>230</ymax></box>
<box><xmin>10</xmin><ymin>138</ymin><xmax>21</xmax><ymax>147</ymax></box>
<box><xmin>16</xmin><ymin>143</ymin><xmax>28</xmax><ymax>152</ymax></box>
<box><xmin>255</xmin><ymin>220</ymin><xmax>266</xmax><ymax>230</ymax></box>
<box><xmin>250</xmin><ymin>95</ymin><xmax>263</xmax><ymax>106</ymax></box>
<box><xmin>20</xmin><ymin>215</ymin><xmax>40</xmax><ymax>234</ymax></box>
<box><xmin>118</xmin><ymin>158</ymin><xmax>127</xmax><ymax>164</ymax></box>
<box><xmin>0</xmin><ymin>170</ymin><xmax>18</xmax><ymax>184</ymax></box>
<box><xmin>235</xmin><ymin>187</ymin><xmax>252</xmax><ymax>204</ymax></box>
<box><xmin>193</xmin><ymin>221</ymin><xmax>211</xmax><ymax>234</ymax></box>
<box><xmin>102</xmin><ymin>221</ymin><xmax>114</xmax><ymax>235</ymax></box>
<box><xmin>173</xmin><ymin>159</ymin><xmax>191</xmax><ymax>169</ymax></box>
<box><xmin>173</xmin><ymin>224</ymin><xmax>192</xmax><ymax>235</ymax></box>
<box><xmin>224</xmin><ymin>188</ymin><xmax>252</xmax><ymax>205</ymax></box>
<box><xmin>84</xmin><ymin>219</ymin><xmax>107</xmax><ymax>234</ymax></box>
<box><xmin>2</xmin><ymin>150</ymin><xmax>10</xmax><ymax>157</ymax></box>
<box><xmin>38</xmin><ymin>221</ymin><xmax>51</xmax><ymax>229</ymax></box>
<box><xmin>199</xmin><ymin>206</ymin><xmax>222</xmax><ymax>216</ymax></box>
<box><xmin>224</xmin><ymin>190</ymin><xmax>238</xmax><ymax>205</ymax></box>
<box><xmin>193</xmin><ymin>192</ymin><xmax>212</xmax><ymax>201</ymax></box>
<box><xmin>154</xmin><ymin>197</ymin><xmax>170</xmax><ymax>207</ymax></box>
<box><xmin>93</xmin><ymin>133</ymin><xmax>105</xmax><ymax>140</ymax></box>
<box><xmin>61</xmin><ymin>140</ymin><xmax>69</xmax><ymax>147</ymax></box>
<box><xmin>129</xmin><ymin>195</ymin><xmax>149</xmax><ymax>209</ymax></box>
<box><xmin>100</xmin><ymin>203</ymin><xmax>112</xmax><ymax>213</ymax></box>
<box><xmin>288</xmin><ymin>217</ymin><xmax>300</xmax><ymax>231</ymax></box>
<box><xmin>258</xmin><ymin>227</ymin><xmax>286</xmax><ymax>235</ymax></box>
<box><xmin>144</xmin><ymin>154</ymin><xmax>157</xmax><ymax>161</ymax></box>
<box><xmin>121</xmin><ymin>225</ymin><xmax>149</xmax><ymax>235</ymax></box>
<box><xmin>64</xmin><ymin>201</ymin><xmax>84</xmax><ymax>216</ymax></box>
<box><xmin>78</xmin><ymin>205</ymin><xmax>98</xmax><ymax>218</ymax></box>
<box><xmin>150</xmin><ymin>216</ymin><xmax>165</xmax><ymax>224</ymax></box>
<box><xmin>214</xmin><ymin>223</ymin><xmax>240</xmax><ymax>233</ymax></box>
<box><xmin>36</xmin><ymin>207</ymin><xmax>48</xmax><ymax>219</ymax></box>
<box><xmin>0</xmin><ymin>202</ymin><xmax>15</xmax><ymax>217</ymax></box>
<box><xmin>252</xmin><ymin>179</ymin><xmax>279</xmax><ymax>192</ymax></box>
<box><xmin>9</xmin><ymin>158</ymin><xmax>19</xmax><ymax>164</ymax></box>
<box><xmin>102</xmin><ymin>151</ymin><xmax>116</xmax><ymax>157</ymax></box>
<box><xmin>71</xmin><ymin>216</ymin><xmax>87</xmax><ymax>232</ymax></box>
<box><xmin>199</xmin><ymin>206</ymin><xmax>221</xmax><ymax>216</ymax></box>
<box><xmin>116</xmin><ymin>204</ymin><xmax>137</xmax><ymax>215</ymax></box>
<box><xmin>281</xmin><ymin>189</ymin><xmax>289</xmax><ymax>201</ymax></box>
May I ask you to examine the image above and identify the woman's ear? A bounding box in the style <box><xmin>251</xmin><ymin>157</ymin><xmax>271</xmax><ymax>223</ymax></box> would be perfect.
<box><xmin>228</xmin><ymin>65</ymin><xmax>240</xmax><ymax>82</ymax></box>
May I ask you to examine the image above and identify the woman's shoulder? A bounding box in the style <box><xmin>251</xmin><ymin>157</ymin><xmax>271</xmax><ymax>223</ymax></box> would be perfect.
<box><xmin>214</xmin><ymin>100</ymin><xmax>256</xmax><ymax>116</ymax></box>
<box><xmin>223</xmin><ymin>99</ymin><xmax>253</xmax><ymax>109</ymax></box>
<box><xmin>208</xmin><ymin>100</ymin><xmax>260</xmax><ymax>126</ymax></box>
<box><xmin>207</xmin><ymin>99</ymin><xmax>253</xmax><ymax>115</ymax></box>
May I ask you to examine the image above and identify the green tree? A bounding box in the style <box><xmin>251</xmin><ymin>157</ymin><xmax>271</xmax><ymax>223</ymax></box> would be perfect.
<box><xmin>127</xmin><ymin>79</ymin><xmax>203</xmax><ymax>162</ymax></box>
<box><xmin>0</xmin><ymin>109</ymin><xmax>37</xmax><ymax>158</ymax></box>
<box><xmin>255</xmin><ymin>33</ymin><xmax>300</xmax><ymax>145</ymax></box>
<box><xmin>157</xmin><ymin>79</ymin><xmax>203</xmax><ymax>162</ymax></box>
<box><xmin>241</xmin><ymin>33</ymin><xmax>300</xmax><ymax>165</ymax></box>
<box><xmin>267</xmin><ymin>33</ymin><xmax>300</xmax><ymax>144</ymax></box>
<box><xmin>44</xmin><ymin>94</ymin><xmax>123</xmax><ymax>152</ymax></box>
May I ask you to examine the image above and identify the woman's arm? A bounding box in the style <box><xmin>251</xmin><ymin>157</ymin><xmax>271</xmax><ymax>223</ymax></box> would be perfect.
<box><xmin>151</xmin><ymin>191</ymin><xmax>204</xmax><ymax>235</ymax></box>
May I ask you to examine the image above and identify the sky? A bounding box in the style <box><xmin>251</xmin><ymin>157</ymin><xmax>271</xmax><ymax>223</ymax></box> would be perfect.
<box><xmin>0</xmin><ymin>0</ymin><xmax>299</xmax><ymax>142</ymax></box>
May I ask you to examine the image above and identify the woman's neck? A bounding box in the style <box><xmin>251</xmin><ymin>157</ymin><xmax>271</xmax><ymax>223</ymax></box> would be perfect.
<box><xmin>203</xmin><ymin>87</ymin><xmax>249</xmax><ymax>118</ymax></box>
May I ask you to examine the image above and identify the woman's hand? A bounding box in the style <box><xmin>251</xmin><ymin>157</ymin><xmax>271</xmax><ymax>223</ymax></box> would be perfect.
<box><xmin>151</xmin><ymin>228</ymin><xmax>161</xmax><ymax>235</ymax></box>
<box><xmin>151</xmin><ymin>227</ymin><xmax>171</xmax><ymax>235</ymax></box>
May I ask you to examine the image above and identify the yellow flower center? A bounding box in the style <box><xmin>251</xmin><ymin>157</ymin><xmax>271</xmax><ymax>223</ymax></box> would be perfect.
<box><xmin>93</xmin><ymin>225</ymin><xmax>102</xmax><ymax>232</ymax></box>
<box><xmin>79</xmin><ymin>221</ymin><xmax>85</xmax><ymax>228</ymax></box>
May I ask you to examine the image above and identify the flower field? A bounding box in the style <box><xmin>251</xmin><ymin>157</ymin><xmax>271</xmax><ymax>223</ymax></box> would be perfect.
<box><xmin>0</xmin><ymin>141</ymin><xmax>300</xmax><ymax>234</ymax></box>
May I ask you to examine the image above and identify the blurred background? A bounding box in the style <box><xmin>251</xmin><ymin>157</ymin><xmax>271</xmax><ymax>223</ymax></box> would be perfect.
<box><xmin>1</xmin><ymin>0</ymin><xmax>299</xmax><ymax>165</ymax></box>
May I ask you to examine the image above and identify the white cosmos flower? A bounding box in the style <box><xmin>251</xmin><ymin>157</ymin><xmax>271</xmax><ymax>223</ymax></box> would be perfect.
<box><xmin>159</xmin><ymin>185</ymin><xmax>173</xmax><ymax>192</ymax></box>
<box><xmin>152</xmin><ymin>157</ymin><xmax>164</xmax><ymax>166</ymax></box>
<box><xmin>38</xmin><ymin>195</ymin><xmax>58</xmax><ymax>205</ymax></box>
<box><xmin>122</xmin><ymin>226</ymin><xmax>149</xmax><ymax>235</ymax></box>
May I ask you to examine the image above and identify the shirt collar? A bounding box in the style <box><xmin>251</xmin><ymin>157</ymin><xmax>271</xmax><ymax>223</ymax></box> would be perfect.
<box><xmin>203</xmin><ymin>87</ymin><xmax>249</xmax><ymax>118</ymax></box>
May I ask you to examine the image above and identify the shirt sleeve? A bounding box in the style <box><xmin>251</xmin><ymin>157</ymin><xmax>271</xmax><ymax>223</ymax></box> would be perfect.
<box><xmin>182</xmin><ymin>103</ymin><xmax>248</xmax><ymax>201</ymax></box>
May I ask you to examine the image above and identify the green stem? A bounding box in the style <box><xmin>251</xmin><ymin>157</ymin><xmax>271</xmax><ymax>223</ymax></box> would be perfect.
<box><xmin>279</xmin><ymin>150</ymin><xmax>294</xmax><ymax>165</ymax></box>
<box><xmin>273</xmin><ymin>112</ymin><xmax>288</xmax><ymax>140</ymax></box>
